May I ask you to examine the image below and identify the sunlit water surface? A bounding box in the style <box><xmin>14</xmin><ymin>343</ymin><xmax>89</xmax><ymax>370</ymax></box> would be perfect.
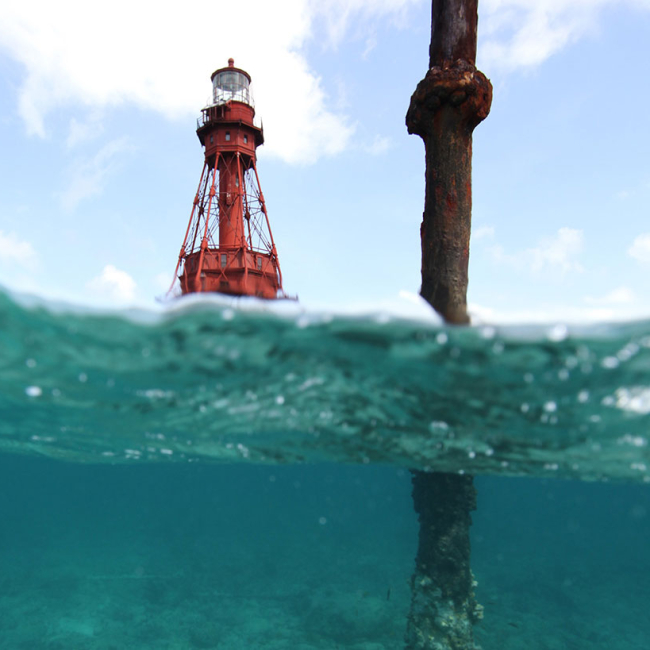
<box><xmin>1</xmin><ymin>292</ymin><xmax>649</xmax><ymax>649</ymax></box>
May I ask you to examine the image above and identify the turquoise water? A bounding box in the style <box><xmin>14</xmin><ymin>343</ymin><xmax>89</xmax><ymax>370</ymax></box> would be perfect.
<box><xmin>1</xmin><ymin>291</ymin><xmax>650</xmax><ymax>648</ymax></box>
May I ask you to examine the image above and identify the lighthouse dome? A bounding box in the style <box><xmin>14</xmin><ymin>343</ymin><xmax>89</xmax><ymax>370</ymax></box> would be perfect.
<box><xmin>211</xmin><ymin>59</ymin><xmax>252</xmax><ymax>107</ymax></box>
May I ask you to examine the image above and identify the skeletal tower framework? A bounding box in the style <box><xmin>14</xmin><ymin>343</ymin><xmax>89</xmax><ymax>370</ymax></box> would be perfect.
<box><xmin>170</xmin><ymin>59</ymin><xmax>284</xmax><ymax>299</ymax></box>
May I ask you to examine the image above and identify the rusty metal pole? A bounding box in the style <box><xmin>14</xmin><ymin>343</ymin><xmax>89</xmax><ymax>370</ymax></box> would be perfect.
<box><xmin>405</xmin><ymin>472</ymin><xmax>483</xmax><ymax>649</ymax></box>
<box><xmin>406</xmin><ymin>0</ymin><xmax>492</xmax><ymax>324</ymax></box>
<box><xmin>404</xmin><ymin>2</ymin><xmax>491</xmax><ymax>649</ymax></box>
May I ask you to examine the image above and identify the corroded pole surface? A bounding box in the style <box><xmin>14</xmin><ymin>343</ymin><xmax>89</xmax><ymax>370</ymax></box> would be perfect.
<box><xmin>405</xmin><ymin>3</ymin><xmax>490</xmax><ymax>649</ymax></box>
<box><xmin>406</xmin><ymin>0</ymin><xmax>492</xmax><ymax>324</ymax></box>
<box><xmin>405</xmin><ymin>472</ymin><xmax>482</xmax><ymax>649</ymax></box>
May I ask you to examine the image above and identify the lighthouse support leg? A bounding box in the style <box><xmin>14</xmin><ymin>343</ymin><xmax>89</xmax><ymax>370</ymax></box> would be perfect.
<box><xmin>404</xmin><ymin>2</ymin><xmax>491</xmax><ymax>649</ymax></box>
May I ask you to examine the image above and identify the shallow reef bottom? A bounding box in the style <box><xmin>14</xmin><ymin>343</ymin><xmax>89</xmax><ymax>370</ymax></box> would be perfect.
<box><xmin>1</xmin><ymin>456</ymin><xmax>649</xmax><ymax>649</ymax></box>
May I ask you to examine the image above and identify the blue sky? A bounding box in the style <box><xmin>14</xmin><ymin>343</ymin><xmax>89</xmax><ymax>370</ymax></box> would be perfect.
<box><xmin>1</xmin><ymin>0</ymin><xmax>649</xmax><ymax>323</ymax></box>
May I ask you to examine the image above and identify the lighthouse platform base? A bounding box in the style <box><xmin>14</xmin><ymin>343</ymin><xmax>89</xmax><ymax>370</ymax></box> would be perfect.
<box><xmin>180</xmin><ymin>249</ymin><xmax>281</xmax><ymax>299</ymax></box>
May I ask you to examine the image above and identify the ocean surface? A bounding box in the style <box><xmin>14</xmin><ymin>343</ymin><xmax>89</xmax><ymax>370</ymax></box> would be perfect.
<box><xmin>1</xmin><ymin>290</ymin><xmax>649</xmax><ymax>649</ymax></box>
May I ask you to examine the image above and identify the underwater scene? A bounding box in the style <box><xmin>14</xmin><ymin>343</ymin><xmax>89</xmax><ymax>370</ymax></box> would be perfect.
<box><xmin>1</xmin><ymin>291</ymin><xmax>649</xmax><ymax>649</ymax></box>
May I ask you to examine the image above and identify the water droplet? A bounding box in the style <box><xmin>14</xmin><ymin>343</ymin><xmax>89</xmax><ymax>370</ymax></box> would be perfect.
<box><xmin>25</xmin><ymin>386</ymin><xmax>42</xmax><ymax>397</ymax></box>
<box><xmin>546</xmin><ymin>325</ymin><xmax>569</xmax><ymax>343</ymax></box>
<box><xmin>480</xmin><ymin>326</ymin><xmax>496</xmax><ymax>339</ymax></box>
<box><xmin>547</xmin><ymin>324</ymin><xmax>568</xmax><ymax>342</ymax></box>
<box><xmin>544</xmin><ymin>401</ymin><xmax>557</xmax><ymax>413</ymax></box>
<box><xmin>601</xmin><ymin>356</ymin><xmax>619</xmax><ymax>369</ymax></box>
<box><xmin>492</xmin><ymin>342</ymin><xmax>504</xmax><ymax>354</ymax></box>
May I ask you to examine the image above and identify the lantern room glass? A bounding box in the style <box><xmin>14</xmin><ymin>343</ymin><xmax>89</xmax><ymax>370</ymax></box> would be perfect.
<box><xmin>213</xmin><ymin>71</ymin><xmax>251</xmax><ymax>105</ymax></box>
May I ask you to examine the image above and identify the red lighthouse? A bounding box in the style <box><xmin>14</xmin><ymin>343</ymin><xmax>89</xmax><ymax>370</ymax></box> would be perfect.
<box><xmin>170</xmin><ymin>59</ymin><xmax>284</xmax><ymax>299</ymax></box>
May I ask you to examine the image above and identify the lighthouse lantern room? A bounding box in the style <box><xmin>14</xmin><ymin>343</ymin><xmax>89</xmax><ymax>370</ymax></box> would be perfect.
<box><xmin>170</xmin><ymin>59</ymin><xmax>284</xmax><ymax>299</ymax></box>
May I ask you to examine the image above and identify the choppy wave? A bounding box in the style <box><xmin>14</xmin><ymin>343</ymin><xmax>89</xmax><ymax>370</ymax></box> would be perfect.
<box><xmin>2</xmin><ymin>291</ymin><xmax>649</xmax><ymax>481</ymax></box>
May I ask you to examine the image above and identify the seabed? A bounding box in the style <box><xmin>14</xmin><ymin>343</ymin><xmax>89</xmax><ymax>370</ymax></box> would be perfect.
<box><xmin>1</xmin><ymin>456</ymin><xmax>649</xmax><ymax>650</ymax></box>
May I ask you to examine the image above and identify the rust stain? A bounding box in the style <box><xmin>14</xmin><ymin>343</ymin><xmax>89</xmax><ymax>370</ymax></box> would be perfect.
<box><xmin>406</xmin><ymin>59</ymin><xmax>492</xmax><ymax>324</ymax></box>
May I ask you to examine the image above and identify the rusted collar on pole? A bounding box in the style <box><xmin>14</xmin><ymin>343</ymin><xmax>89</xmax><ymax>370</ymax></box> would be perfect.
<box><xmin>406</xmin><ymin>0</ymin><xmax>492</xmax><ymax>324</ymax></box>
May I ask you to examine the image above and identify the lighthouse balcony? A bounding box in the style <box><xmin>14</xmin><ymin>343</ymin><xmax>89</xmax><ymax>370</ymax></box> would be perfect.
<box><xmin>197</xmin><ymin>102</ymin><xmax>261</xmax><ymax>131</ymax></box>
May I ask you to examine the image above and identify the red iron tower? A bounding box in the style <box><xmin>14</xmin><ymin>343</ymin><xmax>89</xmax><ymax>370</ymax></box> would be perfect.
<box><xmin>170</xmin><ymin>59</ymin><xmax>284</xmax><ymax>299</ymax></box>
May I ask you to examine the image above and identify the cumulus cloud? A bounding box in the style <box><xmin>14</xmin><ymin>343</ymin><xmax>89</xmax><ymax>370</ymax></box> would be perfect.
<box><xmin>0</xmin><ymin>231</ymin><xmax>38</xmax><ymax>269</ymax></box>
<box><xmin>363</xmin><ymin>135</ymin><xmax>392</xmax><ymax>155</ymax></box>
<box><xmin>3</xmin><ymin>0</ymin><xmax>644</xmax><ymax>163</ymax></box>
<box><xmin>628</xmin><ymin>233</ymin><xmax>650</xmax><ymax>263</ymax></box>
<box><xmin>0</xmin><ymin>0</ymin><xmax>419</xmax><ymax>165</ymax></box>
<box><xmin>480</xmin><ymin>0</ymin><xmax>650</xmax><ymax>71</ymax></box>
<box><xmin>528</xmin><ymin>227</ymin><xmax>583</xmax><ymax>273</ymax></box>
<box><xmin>87</xmin><ymin>265</ymin><xmax>137</xmax><ymax>303</ymax></box>
<box><xmin>489</xmin><ymin>227</ymin><xmax>583</xmax><ymax>275</ymax></box>
<box><xmin>59</xmin><ymin>138</ymin><xmax>133</xmax><ymax>211</ymax></box>
<box><xmin>584</xmin><ymin>286</ymin><xmax>636</xmax><ymax>305</ymax></box>
<box><xmin>472</xmin><ymin>225</ymin><xmax>496</xmax><ymax>241</ymax></box>
<box><xmin>311</xmin><ymin>0</ymin><xmax>419</xmax><ymax>47</ymax></box>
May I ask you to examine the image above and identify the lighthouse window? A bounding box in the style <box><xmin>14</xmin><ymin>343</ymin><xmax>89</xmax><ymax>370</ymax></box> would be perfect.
<box><xmin>225</xmin><ymin>132</ymin><xmax>231</xmax><ymax>141</ymax></box>
<box><xmin>244</xmin><ymin>134</ymin><xmax>248</xmax><ymax>144</ymax></box>
<box><xmin>221</xmin><ymin>253</ymin><xmax>228</xmax><ymax>267</ymax></box>
<box><xmin>257</xmin><ymin>257</ymin><xmax>263</xmax><ymax>271</ymax></box>
<box><xmin>210</xmin><ymin>135</ymin><xmax>214</xmax><ymax>144</ymax></box>
<box><xmin>213</xmin><ymin>70</ymin><xmax>251</xmax><ymax>105</ymax></box>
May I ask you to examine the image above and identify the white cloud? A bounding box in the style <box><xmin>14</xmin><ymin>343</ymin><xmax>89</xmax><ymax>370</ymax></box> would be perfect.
<box><xmin>59</xmin><ymin>138</ymin><xmax>133</xmax><ymax>211</ymax></box>
<box><xmin>472</xmin><ymin>225</ymin><xmax>496</xmax><ymax>241</ymax></box>
<box><xmin>628</xmin><ymin>232</ymin><xmax>650</xmax><ymax>263</ymax></box>
<box><xmin>0</xmin><ymin>0</ymin><xmax>416</xmax><ymax>165</ymax></box>
<box><xmin>0</xmin><ymin>231</ymin><xmax>38</xmax><ymax>268</ymax></box>
<box><xmin>87</xmin><ymin>265</ymin><xmax>137</xmax><ymax>303</ymax></box>
<box><xmin>529</xmin><ymin>227</ymin><xmax>583</xmax><ymax>273</ymax></box>
<box><xmin>311</xmin><ymin>0</ymin><xmax>419</xmax><ymax>48</ymax></box>
<box><xmin>66</xmin><ymin>112</ymin><xmax>105</xmax><ymax>148</ymax></box>
<box><xmin>363</xmin><ymin>135</ymin><xmax>391</xmax><ymax>155</ymax></box>
<box><xmin>489</xmin><ymin>227</ymin><xmax>583</xmax><ymax>275</ymax></box>
<box><xmin>480</xmin><ymin>0</ymin><xmax>650</xmax><ymax>71</ymax></box>
<box><xmin>584</xmin><ymin>286</ymin><xmax>636</xmax><ymax>305</ymax></box>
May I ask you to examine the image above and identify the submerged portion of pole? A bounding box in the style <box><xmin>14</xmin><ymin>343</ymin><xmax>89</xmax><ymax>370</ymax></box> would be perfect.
<box><xmin>404</xmin><ymin>2</ymin><xmax>491</xmax><ymax>649</ymax></box>
<box><xmin>406</xmin><ymin>0</ymin><xmax>492</xmax><ymax>324</ymax></box>
<box><xmin>405</xmin><ymin>472</ymin><xmax>482</xmax><ymax>649</ymax></box>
